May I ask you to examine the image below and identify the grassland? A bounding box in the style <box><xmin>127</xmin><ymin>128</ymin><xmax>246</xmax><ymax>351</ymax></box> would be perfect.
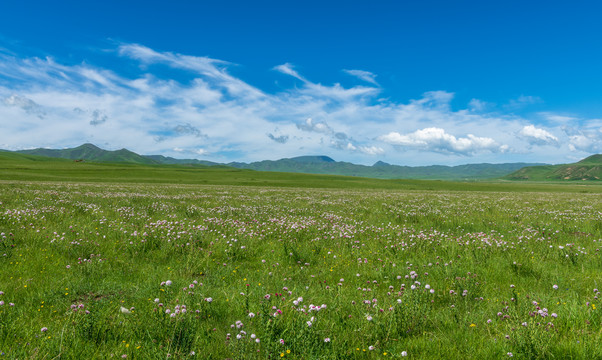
<box><xmin>2</xmin><ymin>151</ymin><xmax>602</xmax><ymax>193</ymax></box>
<box><xmin>1</xmin><ymin>154</ymin><xmax>602</xmax><ymax>359</ymax></box>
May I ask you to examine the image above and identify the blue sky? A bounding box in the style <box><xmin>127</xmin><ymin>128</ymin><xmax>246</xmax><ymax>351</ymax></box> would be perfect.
<box><xmin>0</xmin><ymin>0</ymin><xmax>601</xmax><ymax>165</ymax></box>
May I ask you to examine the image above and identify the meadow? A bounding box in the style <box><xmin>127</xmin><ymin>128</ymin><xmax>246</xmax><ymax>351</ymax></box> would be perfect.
<box><xmin>1</xmin><ymin>177</ymin><xmax>602</xmax><ymax>359</ymax></box>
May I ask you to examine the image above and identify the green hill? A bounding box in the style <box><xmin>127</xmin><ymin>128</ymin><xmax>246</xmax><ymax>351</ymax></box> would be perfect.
<box><xmin>505</xmin><ymin>154</ymin><xmax>602</xmax><ymax>181</ymax></box>
<box><xmin>17</xmin><ymin>143</ymin><xmax>159</xmax><ymax>164</ymax></box>
<box><xmin>11</xmin><ymin>143</ymin><xmax>544</xmax><ymax>180</ymax></box>
<box><xmin>576</xmin><ymin>154</ymin><xmax>602</xmax><ymax>165</ymax></box>
<box><xmin>17</xmin><ymin>144</ymin><xmax>225</xmax><ymax>167</ymax></box>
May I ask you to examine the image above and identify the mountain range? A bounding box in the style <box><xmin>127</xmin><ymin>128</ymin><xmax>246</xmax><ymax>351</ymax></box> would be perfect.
<box><xmin>5</xmin><ymin>143</ymin><xmax>553</xmax><ymax>181</ymax></box>
<box><xmin>227</xmin><ymin>156</ymin><xmax>542</xmax><ymax>180</ymax></box>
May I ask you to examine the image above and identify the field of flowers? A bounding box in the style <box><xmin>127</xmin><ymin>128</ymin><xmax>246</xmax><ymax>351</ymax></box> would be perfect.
<box><xmin>1</xmin><ymin>181</ymin><xmax>601</xmax><ymax>359</ymax></box>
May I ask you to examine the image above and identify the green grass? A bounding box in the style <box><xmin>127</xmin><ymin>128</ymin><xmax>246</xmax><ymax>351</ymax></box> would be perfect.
<box><xmin>1</xmin><ymin>155</ymin><xmax>602</xmax><ymax>358</ymax></box>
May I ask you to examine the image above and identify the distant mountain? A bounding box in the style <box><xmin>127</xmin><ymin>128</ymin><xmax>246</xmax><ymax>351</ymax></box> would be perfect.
<box><xmin>289</xmin><ymin>155</ymin><xmax>336</xmax><ymax>163</ymax></box>
<box><xmin>373</xmin><ymin>161</ymin><xmax>391</xmax><ymax>167</ymax></box>
<box><xmin>228</xmin><ymin>157</ymin><xmax>543</xmax><ymax>180</ymax></box>
<box><xmin>14</xmin><ymin>144</ymin><xmax>217</xmax><ymax>167</ymax></box>
<box><xmin>505</xmin><ymin>154</ymin><xmax>602</xmax><ymax>181</ymax></box>
<box><xmin>17</xmin><ymin>143</ymin><xmax>159</xmax><ymax>165</ymax></box>
<box><xmin>11</xmin><ymin>143</ymin><xmax>546</xmax><ymax>180</ymax></box>
<box><xmin>145</xmin><ymin>154</ymin><xmax>220</xmax><ymax>166</ymax></box>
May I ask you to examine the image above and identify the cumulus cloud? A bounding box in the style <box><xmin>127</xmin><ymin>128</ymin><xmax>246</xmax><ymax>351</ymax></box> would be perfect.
<box><xmin>378</xmin><ymin>127</ymin><xmax>504</xmax><ymax>155</ymax></box>
<box><xmin>518</xmin><ymin>125</ymin><xmax>559</xmax><ymax>146</ymax></box>
<box><xmin>343</xmin><ymin>69</ymin><xmax>378</xmax><ymax>85</ymax></box>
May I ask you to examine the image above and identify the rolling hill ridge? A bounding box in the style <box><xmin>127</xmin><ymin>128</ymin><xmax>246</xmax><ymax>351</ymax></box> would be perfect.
<box><xmin>505</xmin><ymin>154</ymin><xmax>602</xmax><ymax>181</ymax></box>
<box><xmin>3</xmin><ymin>143</ymin><xmax>551</xmax><ymax>180</ymax></box>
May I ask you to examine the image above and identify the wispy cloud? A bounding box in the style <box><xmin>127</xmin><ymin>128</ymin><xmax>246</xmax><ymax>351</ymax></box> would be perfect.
<box><xmin>120</xmin><ymin>43</ymin><xmax>265</xmax><ymax>99</ymax></box>
<box><xmin>505</xmin><ymin>95</ymin><xmax>542</xmax><ymax>110</ymax></box>
<box><xmin>539</xmin><ymin>112</ymin><xmax>578</xmax><ymax>124</ymax></box>
<box><xmin>273</xmin><ymin>63</ymin><xmax>307</xmax><ymax>83</ymax></box>
<box><xmin>468</xmin><ymin>98</ymin><xmax>492</xmax><ymax>112</ymax></box>
<box><xmin>343</xmin><ymin>69</ymin><xmax>378</xmax><ymax>85</ymax></box>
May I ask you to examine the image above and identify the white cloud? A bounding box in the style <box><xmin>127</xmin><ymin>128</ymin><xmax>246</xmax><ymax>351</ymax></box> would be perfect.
<box><xmin>358</xmin><ymin>146</ymin><xmax>385</xmax><ymax>155</ymax></box>
<box><xmin>539</xmin><ymin>112</ymin><xmax>578</xmax><ymax>124</ymax></box>
<box><xmin>343</xmin><ymin>69</ymin><xmax>378</xmax><ymax>85</ymax></box>
<box><xmin>173</xmin><ymin>147</ymin><xmax>210</xmax><ymax>156</ymax></box>
<box><xmin>468</xmin><ymin>98</ymin><xmax>491</xmax><ymax>112</ymax></box>
<box><xmin>119</xmin><ymin>43</ymin><xmax>230</xmax><ymax>76</ymax></box>
<box><xmin>119</xmin><ymin>43</ymin><xmax>264</xmax><ymax>99</ymax></box>
<box><xmin>0</xmin><ymin>43</ymin><xmax>599</xmax><ymax>165</ymax></box>
<box><xmin>273</xmin><ymin>63</ymin><xmax>307</xmax><ymax>82</ymax></box>
<box><xmin>378</xmin><ymin>127</ymin><xmax>504</xmax><ymax>155</ymax></box>
<box><xmin>518</xmin><ymin>125</ymin><xmax>559</xmax><ymax>146</ymax></box>
<box><xmin>295</xmin><ymin>117</ymin><xmax>372</xmax><ymax>154</ymax></box>
<box><xmin>296</xmin><ymin>118</ymin><xmax>333</xmax><ymax>134</ymax></box>
<box><xmin>194</xmin><ymin>148</ymin><xmax>210</xmax><ymax>156</ymax></box>
<box><xmin>566</xmin><ymin>129</ymin><xmax>602</xmax><ymax>153</ymax></box>
<box><xmin>275</xmin><ymin>64</ymin><xmax>379</xmax><ymax>102</ymax></box>
<box><xmin>3</xmin><ymin>94</ymin><xmax>46</xmax><ymax>118</ymax></box>
<box><xmin>506</xmin><ymin>95</ymin><xmax>542</xmax><ymax>109</ymax></box>
<box><xmin>302</xmin><ymin>82</ymin><xmax>379</xmax><ymax>101</ymax></box>
<box><xmin>410</xmin><ymin>91</ymin><xmax>454</xmax><ymax>110</ymax></box>
<box><xmin>344</xmin><ymin>142</ymin><xmax>357</xmax><ymax>151</ymax></box>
